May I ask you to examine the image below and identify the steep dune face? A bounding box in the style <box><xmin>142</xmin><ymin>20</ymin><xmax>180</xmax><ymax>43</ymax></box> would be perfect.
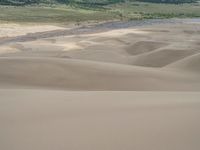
<box><xmin>165</xmin><ymin>53</ymin><xmax>200</xmax><ymax>73</ymax></box>
<box><xmin>126</xmin><ymin>41</ymin><xmax>168</xmax><ymax>55</ymax></box>
<box><xmin>132</xmin><ymin>49</ymin><xmax>198</xmax><ymax>67</ymax></box>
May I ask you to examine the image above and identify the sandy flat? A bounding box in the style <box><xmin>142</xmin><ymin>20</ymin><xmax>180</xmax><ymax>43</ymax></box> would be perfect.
<box><xmin>0</xmin><ymin>23</ymin><xmax>66</xmax><ymax>38</ymax></box>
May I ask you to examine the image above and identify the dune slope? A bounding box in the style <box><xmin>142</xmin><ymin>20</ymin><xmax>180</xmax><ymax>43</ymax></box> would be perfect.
<box><xmin>0</xmin><ymin>57</ymin><xmax>199</xmax><ymax>90</ymax></box>
<box><xmin>1</xmin><ymin>90</ymin><xmax>200</xmax><ymax>150</ymax></box>
<box><xmin>0</xmin><ymin>22</ymin><xmax>200</xmax><ymax>90</ymax></box>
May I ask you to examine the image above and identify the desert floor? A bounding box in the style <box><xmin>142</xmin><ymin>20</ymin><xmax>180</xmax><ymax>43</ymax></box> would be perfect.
<box><xmin>0</xmin><ymin>20</ymin><xmax>200</xmax><ymax>150</ymax></box>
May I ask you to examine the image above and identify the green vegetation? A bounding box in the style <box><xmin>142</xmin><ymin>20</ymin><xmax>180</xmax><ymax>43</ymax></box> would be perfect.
<box><xmin>0</xmin><ymin>0</ymin><xmax>125</xmax><ymax>6</ymax></box>
<box><xmin>0</xmin><ymin>5</ymin><xmax>120</xmax><ymax>23</ymax></box>
<box><xmin>111</xmin><ymin>1</ymin><xmax>200</xmax><ymax>19</ymax></box>
<box><xmin>0</xmin><ymin>0</ymin><xmax>198</xmax><ymax>6</ymax></box>
<box><xmin>137</xmin><ymin>0</ymin><xmax>197</xmax><ymax>4</ymax></box>
<box><xmin>0</xmin><ymin>0</ymin><xmax>200</xmax><ymax>24</ymax></box>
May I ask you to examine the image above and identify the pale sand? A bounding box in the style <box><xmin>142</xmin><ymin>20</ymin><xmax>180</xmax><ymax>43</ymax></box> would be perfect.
<box><xmin>0</xmin><ymin>57</ymin><xmax>199</xmax><ymax>90</ymax></box>
<box><xmin>0</xmin><ymin>22</ymin><xmax>200</xmax><ymax>150</ymax></box>
<box><xmin>0</xmin><ymin>91</ymin><xmax>200</xmax><ymax>150</ymax></box>
<box><xmin>0</xmin><ymin>22</ymin><xmax>200</xmax><ymax>90</ymax></box>
<box><xmin>0</xmin><ymin>23</ymin><xmax>66</xmax><ymax>38</ymax></box>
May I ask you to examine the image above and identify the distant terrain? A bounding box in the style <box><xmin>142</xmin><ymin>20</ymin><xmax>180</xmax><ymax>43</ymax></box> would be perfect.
<box><xmin>0</xmin><ymin>0</ymin><xmax>200</xmax><ymax>23</ymax></box>
<box><xmin>0</xmin><ymin>0</ymin><xmax>198</xmax><ymax>6</ymax></box>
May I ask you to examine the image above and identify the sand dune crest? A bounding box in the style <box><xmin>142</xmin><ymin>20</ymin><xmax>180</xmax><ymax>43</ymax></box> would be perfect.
<box><xmin>126</xmin><ymin>41</ymin><xmax>168</xmax><ymax>55</ymax></box>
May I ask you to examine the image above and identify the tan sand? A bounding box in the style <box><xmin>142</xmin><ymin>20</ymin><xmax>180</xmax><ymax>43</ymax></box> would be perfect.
<box><xmin>0</xmin><ymin>22</ymin><xmax>200</xmax><ymax>90</ymax></box>
<box><xmin>0</xmin><ymin>57</ymin><xmax>199</xmax><ymax>90</ymax></box>
<box><xmin>0</xmin><ymin>91</ymin><xmax>200</xmax><ymax>150</ymax></box>
<box><xmin>0</xmin><ymin>22</ymin><xmax>200</xmax><ymax>150</ymax></box>
<box><xmin>165</xmin><ymin>53</ymin><xmax>200</xmax><ymax>73</ymax></box>
<box><xmin>0</xmin><ymin>23</ymin><xmax>66</xmax><ymax>38</ymax></box>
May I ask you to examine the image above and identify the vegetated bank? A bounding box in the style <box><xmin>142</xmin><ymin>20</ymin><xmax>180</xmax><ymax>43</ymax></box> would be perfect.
<box><xmin>0</xmin><ymin>0</ymin><xmax>200</xmax><ymax>24</ymax></box>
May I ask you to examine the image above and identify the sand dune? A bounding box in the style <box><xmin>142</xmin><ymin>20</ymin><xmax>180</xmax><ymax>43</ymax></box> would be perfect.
<box><xmin>165</xmin><ymin>53</ymin><xmax>200</xmax><ymax>73</ymax></box>
<box><xmin>0</xmin><ymin>57</ymin><xmax>199</xmax><ymax>90</ymax></box>
<box><xmin>1</xmin><ymin>21</ymin><xmax>200</xmax><ymax>150</ymax></box>
<box><xmin>0</xmin><ymin>22</ymin><xmax>200</xmax><ymax>90</ymax></box>
<box><xmin>126</xmin><ymin>41</ymin><xmax>168</xmax><ymax>55</ymax></box>
<box><xmin>184</xmin><ymin>30</ymin><xmax>200</xmax><ymax>34</ymax></box>
<box><xmin>132</xmin><ymin>49</ymin><xmax>198</xmax><ymax>67</ymax></box>
<box><xmin>1</xmin><ymin>90</ymin><xmax>200</xmax><ymax>150</ymax></box>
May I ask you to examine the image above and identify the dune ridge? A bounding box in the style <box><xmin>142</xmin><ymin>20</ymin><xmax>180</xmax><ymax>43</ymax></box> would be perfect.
<box><xmin>0</xmin><ymin>22</ymin><xmax>200</xmax><ymax>91</ymax></box>
<box><xmin>0</xmin><ymin>57</ymin><xmax>199</xmax><ymax>90</ymax></box>
<box><xmin>165</xmin><ymin>53</ymin><xmax>200</xmax><ymax>73</ymax></box>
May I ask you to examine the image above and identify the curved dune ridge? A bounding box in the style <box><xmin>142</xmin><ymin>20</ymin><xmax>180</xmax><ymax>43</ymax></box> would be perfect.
<box><xmin>165</xmin><ymin>53</ymin><xmax>200</xmax><ymax>73</ymax></box>
<box><xmin>126</xmin><ymin>41</ymin><xmax>168</xmax><ymax>55</ymax></box>
<box><xmin>131</xmin><ymin>49</ymin><xmax>198</xmax><ymax>67</ymax></box>
<box><xmin>0</xmin><ymin>57</ymin><xmax>199</xmax><ymax>90</ymax></box>
<box><xmin>0</xmin><ymin>22</ymin><xmax>200</xmax><ymax>90</ymax></box>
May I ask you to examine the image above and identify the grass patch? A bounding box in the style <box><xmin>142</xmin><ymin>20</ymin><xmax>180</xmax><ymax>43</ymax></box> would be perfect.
<box><xmin>0</xmin><ymin>5</ymin><xmax>119</xmax><ymax>24</ymax></box>
<box><xmin>0</xmin><ymin>1</ymin><xmax>200</xmax><ymax>24</ymax></box>
<box><xmin>110</xmin><ymin>1</ymin><xmax>200</xmax><ymax>20</ymax></box>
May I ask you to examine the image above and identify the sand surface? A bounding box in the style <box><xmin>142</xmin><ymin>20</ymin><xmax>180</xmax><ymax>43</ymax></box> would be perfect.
<box><xmin>0</xmin><ymin>23</ymin><xmax>66</xmax><ymax>38</ymax></box>
<box><xmin>0</xmin><ymin>21</ymin><xmax>200</xmax><ymax>150</ymax></box>
<box><xmin>0</xmin><ymin>21</ymin><xmax>200</xmax><ymax>90</ymax></box>
<box><xmin>0</xmin><ymin>91</ymin><xmax>200</xmax><ymax>150</ymax></box>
